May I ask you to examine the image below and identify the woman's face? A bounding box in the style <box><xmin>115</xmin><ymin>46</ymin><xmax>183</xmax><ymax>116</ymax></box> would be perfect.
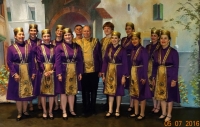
<box><xmin>42</xmin><ymin>34</ymin><xmax>51</xmax><ymax>44</ymax></box>
<box><xmin>29</xmin><ymin>28</ymin><xmax>37</xmax><ymax>38</ymax></box>
<box><xmin>111</xmin><ymin>35</ymin><xmax>120</xmax><ymax>46</ymax></box>
<box><xmin>15</xmin><ymin>32</ymin><xmax>25</xmax><ymax>43</ymax></box>
<box><xmin>131</xmin><ymin>36</ymin><xmax>140</xmax><ymax>46</ymax></box>
<box><xmin>151</xmin><ymin>34</ymin><xmax>159</xmax><ymax>43</ymax></box>
<box><xmin>125</xmin><ymin>26</ymin><xmax>134</xmax><ymax>36</ymax></box>
<box><xmin>64</xmin><ymin>33</ymin><xmax>73</xmax><ymax>42</ymax></box>
<box><xmin>160</xmin><ymin>35</ymin><xmax>170</xmax><ymax>47</ymax></box>
<box><xmin>55</xmin><ymin>29</ymin><xmax>63</xmax><ymax>37</ymax></box>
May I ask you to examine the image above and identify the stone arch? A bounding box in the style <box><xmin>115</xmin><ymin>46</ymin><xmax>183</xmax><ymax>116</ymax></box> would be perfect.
<box><xmin>48</xmin><ymin>6</ymin><xmax>91</xmax><ymax>29</ymax></box>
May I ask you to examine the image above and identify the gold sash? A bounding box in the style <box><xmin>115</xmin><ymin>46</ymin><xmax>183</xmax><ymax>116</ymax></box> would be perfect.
<box><xmin>104</xmin><ymin>63</ymin><xmax>118</xmax><ymax>95</ymax></box>
<box><xmin>147</xmin><ymin>43</ymin><xmax>160</xmax><ymax>91</ymax></box>
<box><xmin>129</xmin><ymin>46</ymin><xmax>142</xmax><ymax>97</ymax></box>
<box><xmin>40</xmin><ymin>45</ymin><xmax>54</xmax><ymax>95</ymax></box>
<box><xmin>154</xmin><ymin>65</ymin><xmax>167</xmax><ymax>100</ymax></box>
<box><xmin>27</xmin><ymin>38</ymin><xmax>41</xmax><ymax>46</ymax></box>
<box><xmin>13</xmin><ymin>43</ymin><xmax>33</xmax><ymax>98</ymax></box>
<box><xmin>64</xmin><ymin>63</ymin><xmax>78</xmax><ymax>95</ymax></box>
<box><xmin>122</xmin><ymin>37</ymin><xmax>131</xmax><ymax>48</ymax></box>
<box><xmin>154</xmin><ymin>47</ymin><xmax>171</xmax><ymax>101</ymax></box>
<box><xmin>40</xmin><ymin>63</ymin><xmax>54</xmax><ymax>95</ymax></box>
<box><xmin>148</xmin><ymin>59</ymin><xmax>154</xmax><ymax>91</ymax></box>
<box><xmin>62</xmin><ymin>43</ymin><xmax>78</xmax><ymax>95</ymax></box>
<box><xmin>27</xmin><ymin>39</ymin><xmax>41</xmax><ymax>70</ymax></box>
<box><xmin>80</xmin><ymin>38</ymin><xmax>97</xmax><ymax>73</ymax></box>
<box><xmin>104</xmin><ymin>46</ymin><xmax>122</xmax><ymax>95</ymax></box>
<box><xmin>129</xmin><ymin>66</ymin><xmax>141</xmax><ymax>97</ymax></box>
<box><xmin>19</xmin><ymin>63</ymin><xmax>33</xmax><ymax>98</ymax></box>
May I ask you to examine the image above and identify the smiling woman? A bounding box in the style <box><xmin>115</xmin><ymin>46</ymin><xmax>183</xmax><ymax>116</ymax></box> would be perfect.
<box><xmin>6</xmin><ymin>27</ymin><xmax>34</xmax><ymax>121</ymax></box>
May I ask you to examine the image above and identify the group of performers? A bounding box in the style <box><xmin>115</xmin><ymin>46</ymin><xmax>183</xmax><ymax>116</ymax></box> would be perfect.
<box><xmin>6</xmin><ymin>22</ymin><xmax>180</xmax><ymax>123</ymax></box>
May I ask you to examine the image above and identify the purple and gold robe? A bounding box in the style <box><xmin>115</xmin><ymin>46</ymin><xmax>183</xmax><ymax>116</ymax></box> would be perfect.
<box><xmin>152</xmin><ymin>46</ymin><xmax>180</xmax><ymax>103</ymax></box>
<box><xmin>130</xmin><ymin>44</ymin><xmax>151</xmax><ymax>101</ymax></box>
<box><xmin>146</xmin><ymin>42</ymin><xmax>160</xmax><ymax>95</ymax></box>
<box><xmin>25</xmin><ymin>38</ymin><xmax>42</xmax><ymax>97</ymax></box>
<box><xmin>55</xmin><ymin>42</ymin><xmax>83</xmax><ymax>94</ymax></box>
<box><xmin>6</xmin><ymin>41</ymin><xmax>34</xmax><ymax>101</ymax></box>
<box><xmin>121</xmin><ymin>35</ymin><xmax>134</xmax><ymax>89</ymax></box>
<box><xmin>35</xmin><ymin>43</ymin><xmax>56</xmax><ymax>97</ymax></box>
<box><xmin>102</xmin><ymin>45</ymin><xmax>128</xmax><ymax>96</ymax></box>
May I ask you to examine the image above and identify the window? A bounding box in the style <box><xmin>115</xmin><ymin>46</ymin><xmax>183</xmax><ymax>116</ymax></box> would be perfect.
<box><xmin>7</xmin><ymin>8</ymin><xmax>11</xmax><ymax>21</ymax></box>
<box><xmin>30</xmin><ymin>7</ymin><xmax>35</xmax><ymax>21</ymax></box>
<box><xmin>153</xmin><ymin>3</ymin><xmax>163</xmax><ymax>20</ymax></box>
<box><xmin>128</xmin><ymin>4</ymin><xmax>130</xmax><ymax>11</ymax></box>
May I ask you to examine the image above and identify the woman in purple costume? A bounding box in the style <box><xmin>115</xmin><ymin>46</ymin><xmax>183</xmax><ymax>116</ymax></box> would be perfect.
<box><xmin>129</xmin><ymin>32</ymin><xmax>151</xmax><ymax>120</ymax></box>
<box><xmin>55</xmin><ymin>28</ymin><xmax>83</xmax><ymax>120</ymax></box>
<box><xmin>26</xmin><ymin>24</ymin><xmax>42</xmax><ymax>111</ymax></box>
<box><xmin>145</xmin><ymin>28</ymin><xmax>161</xmax><ymax>114</ymax></box>
<box><xmin>7</xmin><ymin>27</ymin><xmax>34</xmax><ymax>121</ymax></box>
<box><xmin>53</xmin><ymin>25</ymin><xmax>65</xmax><ymax>111</ymax></box>
<box><xmin>152</xmin><ymin>30</ymin><xmax>180</xmax><ymax>122</ymax></box>
<box><xmin>121</xmin><ymin>22</ymin><xmax>135</xmax><ymax>112</ymax></box>
<box><xmin>36</xmin><ymin>29</ymin><xmax>56</xmax><ymax>120</ymax></box>
<box><xmin>102</xmin><ymin>31</ymin><xmax>128</xmax><ymax>118</ymax></box>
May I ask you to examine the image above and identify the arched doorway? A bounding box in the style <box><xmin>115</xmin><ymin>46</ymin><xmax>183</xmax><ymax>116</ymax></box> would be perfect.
<box><xmin>51</xmin><ymin>12</ymin><xmax>88</xmax><ymax>38</ymax></box>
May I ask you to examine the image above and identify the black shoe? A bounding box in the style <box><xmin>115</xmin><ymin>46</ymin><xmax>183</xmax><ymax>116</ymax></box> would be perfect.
<box><xmin>115</xmin><ymin>112</ymin><xmax>120</xmax><ymax>119</ymax></box>
<box><xmin>136</xmin><ymin>115</ymin><xmax>145</xmax><ymax>121</ymax></box>
<box><xmin>49</xmin><ymin>113</ymin><xmax>54</xmax><ymax>120</ymax></box>
<box><xmin>63</xmin><ymin>113</ymin><xmax>68</xmax><ymax>120</ymax></box>
<box><xmin>16</xmin><ymin>114</ymin><xmax>22</xmax><ymax>121</ymax></box>
<box><xmin>23</xmin><ymin>111</ymin><xmax>30</xmax><ymax>117</ymax></box>
<box><xmin>43</xmin><ymin>113</ymin><xmax>48</xmax><ymax>120</ymax></box>
<box><xmin>69</xmin><ymin>111</ymin><xmax>78</xmax><ymax>118</ymax></box>
<box><xmin>164</xmin><ymin>116</ymin><xmax>172</xmax><ymax>122</ymax></box>
<box><xmin>129</xmin><ymin>113</ymin><xmax>139</xmax><ymax>118</ymax></box>
<box><xmin>104</xmin><ymin>112</ymin><xmax>113</xmax><ymax>118</ymax></box>
<box><xmin>158</xmin><ymin>114</ymin><xmax>166</xmax><ymax>120</ymax></box>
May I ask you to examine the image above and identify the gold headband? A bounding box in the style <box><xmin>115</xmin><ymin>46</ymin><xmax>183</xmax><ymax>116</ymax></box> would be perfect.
<box><xmin>29</xmin><ymin>24</ymin><xmax>38</xmax><ymax>30</ymax></box>
<box><xmin>160</xmin><ymin>30</ymin><xmax>170</xmax><ymax>38</ymax></box>
<box><xmin>56</xmin><ymin>25</ymin><xmax>65</xmax><ymax>30</ymax></box>
<box><xmin>126</xmin><ymin>22</ymin><xmax>134</xmax><ymax>29</ymax></box>
<box><xmin>14</xmin><ymin>27</ymin><xmax>24</xmax><ymax>35</ymax></box>
<box><xmin>151</xmin><ymin>28</ymin><xmax>160</xmax><ymax>36</ymax></box>
<box><xmin>112</xmin><ymin>31</ymin><xmax>121</xmax><ymax>38</ymax></box>
<box><xmin>63</xmin><ymin>28</ymin><xmax>73</xmax><ymax>35</ymax></box>
<box><xmin>42</xmin><ymin>29</ymin><xmax>51</xmax><ymax>36</ymax></box>
<box><xmin>132</xmin><ymin>32</ymin><xmax>141</xmax><ymax>39</ymax></box>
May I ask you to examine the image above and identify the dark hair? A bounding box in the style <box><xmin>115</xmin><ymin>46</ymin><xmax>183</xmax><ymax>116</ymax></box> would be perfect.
<box><xmin>102</xmin><ymin>22</ymin><xmax>114</xmax><ymax>30</ymax></box>
<box><xmin>74</xmin><ymin>25</ymin><xmax>83</xmax><ymax>29</ymax></box>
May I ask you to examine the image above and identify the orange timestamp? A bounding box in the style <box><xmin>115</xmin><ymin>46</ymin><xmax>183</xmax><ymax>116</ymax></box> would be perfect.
<box><xmin>164</xmin><ymin>120</ymin><xmax>200</xmax><ymax>126</ymax></box>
